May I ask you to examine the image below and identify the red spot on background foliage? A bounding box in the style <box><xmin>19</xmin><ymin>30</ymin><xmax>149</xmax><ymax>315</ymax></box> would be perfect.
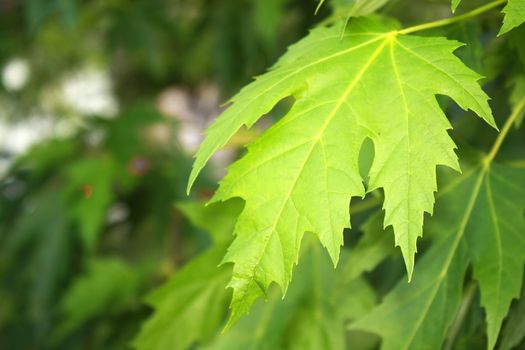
<box><xmin>82</xmin><ymin>184</ymin><xmax>93</xmax><ymax>199</ymax></box>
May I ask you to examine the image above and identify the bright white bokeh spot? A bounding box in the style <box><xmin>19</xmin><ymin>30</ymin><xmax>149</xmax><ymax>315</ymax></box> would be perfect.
<box><xmin>177</xmin><ymin>122</ymin><xmax>203</xmax><ymax>152</ymax></box>
<box><xmin>2</xmin><ymin>58</ymin><xmax>30</xmax><ymax>92</ymax></box>
<box><xmin>0</xmin><ymin>115</ymin><xmax>54</xmax><ymax>154</ymax></box>
<box><xmin>60</xmin><ymin>68</ymin><xmax>118</xmax><ymax>117</ymax></box>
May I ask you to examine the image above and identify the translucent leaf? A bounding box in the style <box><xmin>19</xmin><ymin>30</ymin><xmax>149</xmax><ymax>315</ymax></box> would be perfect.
<box><xmin>188</xmin><ymin>17</ymin><xmax>494</xmax><ymax>324</ymax></box>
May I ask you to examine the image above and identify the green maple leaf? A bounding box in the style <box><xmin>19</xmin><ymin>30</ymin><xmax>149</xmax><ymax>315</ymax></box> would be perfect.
<box><xmin>467</xmin><ymin>163</ymin><xmax>525</xmax><ymax>349</ymax></box>
<box><xmin>352</xmin><ymin>159</ymin><xmax>525</xmax><ymax>350</ymax></box>
<box><xmin>188</xmin><ymin>17</ymin><xmax>494</xmax><ymax>325</ymax></box>
<box><xmin>452</xmin><ymin>0</ymin><xmax>525</xmax><ymax>34</ymax></box>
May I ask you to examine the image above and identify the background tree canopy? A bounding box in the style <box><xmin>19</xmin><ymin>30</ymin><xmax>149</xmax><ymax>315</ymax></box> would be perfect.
<box><xmin>0</xmin><ymin>1</ymin><xmax>524</xmax><ymax>350</ymax></box>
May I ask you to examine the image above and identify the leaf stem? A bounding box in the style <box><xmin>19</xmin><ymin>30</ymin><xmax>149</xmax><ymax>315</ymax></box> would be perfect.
<box><xmin>399</xmin><ymin>0</ymin><xmax>506</xmax><ymax>35</ymax></box>
<box><xmin>485</xmin><ymin>95</ymin><xmax>525</xmax><ymax>163</ymax></box>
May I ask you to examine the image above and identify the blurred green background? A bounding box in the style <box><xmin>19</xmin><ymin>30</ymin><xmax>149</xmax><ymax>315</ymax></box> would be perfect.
<box><xmin>0</xmin><ymin>1</ymin><xmax>325</xmax><ymax>348</ymax></box>
<box><xmin>0</xmin><ymin>0</ymin><xmax>524</xmax><ymax>349</ymax></box>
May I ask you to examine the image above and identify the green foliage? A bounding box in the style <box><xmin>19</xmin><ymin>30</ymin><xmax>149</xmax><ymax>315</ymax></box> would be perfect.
<box><xmin>133</xmin><ymin>200</ymin><xmax>242</xmax><ymax>350</ymax></box>
<box><xmin>2</xmin><ymin>1</ymin><xmax>525</xmax><ymax>350</ymax></box>
<box><xmin>203</xmin><ymin>241</ymin><xmax>376</xmax><ymax>350</ymax></box>
<box><xmin>63</xmin><ymin>157</ymin><xmax>118</xmax><ymax>250</ymax></box>
<box><xmin>352</xmin><ymin>226</ymin><xmax>469</xmax><ymax>350</ymax></box>
<box><xmin>499</xmin><ymin>282</ymin><xmax>525</xmax><ymax>350</ymax></box>
<box><xmin>56</xmin><ymin>258</ymin><xmax>143</xmax><ymax>339</ymax></box>
<box><xmin>24</xmin><ymin>0</ymin><xmax>78</xmax><ymax>33</ymax></box>
<box><xmin>352</xmin><ymin>159</ymin><xmax>525</xmax><ymax>349</ymax></box>
<box><xmin>180</xmin><ymin>0</ymin><xmax>525</xmax><ymax>348</ymax></box>
<box><xmin>133</xmin><ymin>247</ymin><xmax>232</xmax><ymax>350</ymax></box>
<box><xmin>134</xmin><ymin>201</ymin><xmax>392</xmax><ymax>350</ymax></box>
<box><xmin>465</xmin><ymin>164</ymin><xmax>525</xmax><ymax>348</ymax></box>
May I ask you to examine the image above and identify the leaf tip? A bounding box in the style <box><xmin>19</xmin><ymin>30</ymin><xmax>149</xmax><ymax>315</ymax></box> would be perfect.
<box><xmin>497</xmin><ymin>22</ymin><xmax>512</xmax><ymax>37</ymax></box>
<box><xmin>222</xmin><ymin>314</ymin><xmax>237</xmax><ymax>333</ymax></box>
<box><xmin>399</xmin><ymin>245</ymin><xmax>416</xmax><ymax>283</ymax></box>
<box><xmin>451</xmin><ymin>0</ymin><xmax>461</xmax><ymax>13</ymax></box>
<box><xmin>187</xmin><ymin>167</ymin><xmax>200</xmax><ymax>195</ymax></box>
<box><xmin>406</xmin><ymin>262</ymin><xmax>414</xmax><ymax>283</ymax></box>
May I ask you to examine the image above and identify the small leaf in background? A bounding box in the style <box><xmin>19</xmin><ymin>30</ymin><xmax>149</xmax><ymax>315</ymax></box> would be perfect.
<box><xmin>1</xmin><ymin>190</ymin><xmax>72</xmax><ymax>343</ymax></box>
<box><xmin>134</xmin><ymin>246</ymin><xmax>232</xmax><ymax>350</ymax></box>
<box><xmin>55</xmin><ymin>258</ymin><xmax>142</xmax><ymax>340</ymax></box>
<box><xmin>13</xmin><ymin>138</ymin><xmax>77</xmax><ymax>184</ymax></box>
<box><xmin>500</xmin><ymin>0</ymin><xmax>525</xmax><ymax>35</ymax></box>
<box><xmin>450</xmin><ymin>22</ymin><xmax>484</xmax><ymax>74</ymax></box>
<box><xmin>337</xmin><ymin>212</ymin><xmax>395</xmax><ymax>283</ymax></box>
<box><xmin>452</xmin><ymin>0</ymin><xmax>525</xmax><ymax>35</ymax></box>
<box><xmin>133</xmin><ymin>199</ymin><xmax>242</xmax><ymax>350</ymax></box>
<box><xmin>177</xmin><ymin>199</ymin><xmax>244</xmax><ymax>243</ymax></box>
